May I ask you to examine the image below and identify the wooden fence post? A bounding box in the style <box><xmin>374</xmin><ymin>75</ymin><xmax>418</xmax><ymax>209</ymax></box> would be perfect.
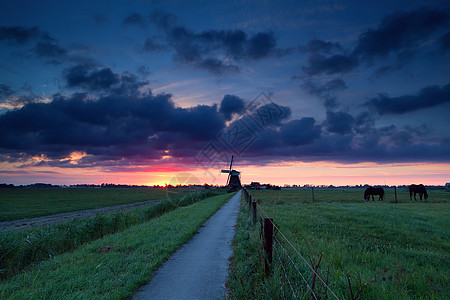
<box><xmin>252</xmin><ymin>200</ymin><xmax>257</xmax><ymax>225</ymax></box>
<box><xmin>311</xmin><ymin>186</ymin><xmax>315</xmax><ymax>202</ymax></box>
<box><xmin>264</xmin><ymin>218</ymin><xmax>273</xmax><ymax>274</ymax></box>
<box><xmin>394</xmin><ymin>186</ymin><xmax>398</xmax><ymax>203</ymax></box>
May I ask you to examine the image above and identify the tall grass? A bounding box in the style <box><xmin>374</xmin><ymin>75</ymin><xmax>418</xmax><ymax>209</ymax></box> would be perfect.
<box><xmin>228</xmin><ymin>190</ymin><xmax>450</xmax><ymax>299</ymax></box>
<box><xmin>227</xmin><ymin>197</ymin><xmax>267</xmax><ymax>298</ymax></box>
<box><xmin>0</xmin><ymin>192</ymin><xmax>233</xmax><ymax>299</ymax></box>
<box><xmin>0</xmin><ymin>189</ymin><xmax>224</xmax><ymax>280</ymax></box>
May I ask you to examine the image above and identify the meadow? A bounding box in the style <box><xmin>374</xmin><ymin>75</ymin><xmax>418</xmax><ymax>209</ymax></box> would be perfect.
<box><xmin>0</xmin><ymin>192</ymin><xmax>233</xmax><ymax>299</ymax></box>
<box><xmin>228</xmin><ymin>188</ymin><xmax>450</xmax><ymax>299</ymax></box>
<box><xmin>250</xmin><ymin>186</ymin><xmax>450</xmax><ymax>203</ymax></box>
<box><xmin>0</xmin><ymin>189</ymin><xmax>224</xmax><ymax>280</ymax></box>
<box><xmin>0</xmin><ymin>187</ymin><xmax>192</xmax><ymax>221</ymax></box>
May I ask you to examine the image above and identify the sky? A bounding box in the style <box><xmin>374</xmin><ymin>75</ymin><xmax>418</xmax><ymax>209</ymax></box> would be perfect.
<box><xmin>0</xmin><ymin>0</ymin><xmax>449</xmax><ymax>186</ymax></box>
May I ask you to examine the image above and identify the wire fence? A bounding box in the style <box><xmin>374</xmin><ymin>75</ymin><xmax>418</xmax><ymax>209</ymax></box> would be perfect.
<box><xmin>242</xmin><ymin>187</ymin><xmax>342</xmax><ymax>300</ymax></box>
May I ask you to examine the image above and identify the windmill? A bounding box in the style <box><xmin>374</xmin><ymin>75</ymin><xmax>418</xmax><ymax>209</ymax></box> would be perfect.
<box><xmin>221</xmin><ymin>155</ymin><xmax>241</xmax><ymax>192</ymax></box>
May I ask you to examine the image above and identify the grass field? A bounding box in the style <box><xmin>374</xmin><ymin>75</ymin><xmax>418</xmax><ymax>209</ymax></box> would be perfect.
<box><xmin>0</xmin><ymin>189</ymin><xmax>224</xmax><ymax>280</ymax></box>
<box><xmin>0</xmin><ymin>192</ymin><xmax>233</xmax><ymax>299</ymax></box>
<box><xmin>228</xmin><ymin>189</ymin><xmax>450</xmax><ymax>299</ymax></box>
<box><xmin>0</xmin><ymin>187</ymin><xmax>193</xmax><ymax>221</ymax></box>
<box><xmin>250</xmin><ymin>187</ymin><xmax>450</xmax><ymax>204</ymax></box>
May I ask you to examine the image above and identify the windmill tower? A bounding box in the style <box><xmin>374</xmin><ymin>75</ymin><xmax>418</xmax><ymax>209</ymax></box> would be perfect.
<box><xmin>221</xmin><ymin>155</ymin><xmax>241</xmax><ymax>192</ymax></box>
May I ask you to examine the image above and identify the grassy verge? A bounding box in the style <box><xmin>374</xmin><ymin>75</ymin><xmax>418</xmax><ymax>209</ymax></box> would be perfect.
<box><xmin>0</xmin><ymin>192</ymin><xmax>234</xmax><ymax>299</ymax></box>
<box><xmin>228</xmin><ymin>191</ymin><xmax>449</xmax><ymax>299</ymax></box>
<box><xmin>227</xmin><ymin>196</ymin><xmax>267</xmax><ymax>298</ymax></box>
<box><xmin>0</xmin><ymin>189</ymin><xmax>224</xmax><ymax>280</ymax></box>
<box><xmin>0</xmin><ymin>187</ymin><xmax>194</xmax><ymax>221</ymax></box>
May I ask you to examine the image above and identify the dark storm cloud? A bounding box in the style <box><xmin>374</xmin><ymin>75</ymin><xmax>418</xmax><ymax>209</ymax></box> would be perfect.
<box><xmin>301</xmin><ymin>79</ymin><xmax>347</xmax><ymax>110</ymax></box>
<box><xmin>146</xmin><ymin>11</ymin><xmax>283</xmax><ymax>74</ymax></box>
<box><xmin>0</xmin><ymin>87</ymin><xmax>449</xmax><ymax>166</ymax></box>
<box><xmin>403</xmin><ymin>124</ymin><xmax>429</xmax><ymax>137</ymax></box>
<box><xmin>219</xmin><ymin>95</ymin><xmax>245</xmax><ymax>121</ymax></box>
<box><xmin>0</xmin><ymin>25</ymin><xmax>72</xmax><ymax>65</ymax></box>
<box><xmin>388</xmin><ymin>131</ymin><xmax>413</xmax><ymax>147</ymax></box>
<box><xmin>300</xmin><ymin>7</ymin><xmax>449</xmax><ymax>79</ymax></box>
<box><xmin>353</xmin><ymin>8</ymin><xmax>450</xmax><ymax>62</ymax></box>
<box><xmin>299</xmin><ymin>38</ymin><xmax>358</xmax><ymax>77</ymax></box>
<box><xmin>196</xmin><ymin>58</ymin><xmax>240</xmax><ymax>75</ymax></box>
<box><xmin>325</xmin><ymin>110</ymin><xmax>355</xmax><ymax>135</ymax></box>
<box><xmin>248</xmin><ymin>102</ymin><xmax>292</xmax><ymax>128</ymax></box>
<box><xmin>301</xmin><ymin>54</ymin><xmax>358</xmax><ymax>76</ymax></box>
<box><xmin>234</xmin><ymin>100</ymin><xmax>450</xmax><ymax>164</ymax></box>
<box><xmin>0</xmin><ymin>91</ymin><xmax>226</xmax><ymax>163</ymax></box>
<box><xmin>353</xmin><ymin>111</ymin><xmax>375</xmax><ymax>134</ymax></box>
<box><xmin>246</xmin><ymin>32</ymin><xmax>276</xmax><ymax>59</ymax></box>
<box><xmin>63</xmin><ymin>65</ymin><xmax>149</xmax><ymax>95</ymax></box>
<box><xmin>280</xmin><ymin>118</ymin><xmax>321</xmax><ymax>146</ymax></box>
<box><xmin>166</xmin><ymin>27</ymin><xmax>278</xmax><ymax>62</ymax></box>
<box><xmin>366</xmin><ymin>83</ymin><xmax>450</xmax><ymax>115</ymax></box>
<box><xmin>64</xmin><ymin>64</ymin><xmax>119</xmax><ymax>91</ymax></box>
<box><xmin>0</xmin><ymin>26</ymin><xmax>50</xmax><ymax>44</ymax></box>
<box><xmin>123</xmin><ymin>13</ymin><xmax>147</xmax><ymax>28</ymax></box>
<box><xmin>113</xmin><ymin>72</ymin><xmax>148</xmax><ymax>96</ymax></box>
<box><xmin>0</xmin><ymin>84</ymin><xmax>14</xmax><ymax>99</ymax></box>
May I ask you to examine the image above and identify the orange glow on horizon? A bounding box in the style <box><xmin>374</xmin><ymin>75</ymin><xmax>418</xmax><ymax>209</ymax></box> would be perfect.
<box><xmin>0</xmin><ymin>161</ymin><xmax>449</xmax><ymax>187</ymax></box>
<box><xmin>239</xmin><ymin>162</ymin><xmax>450</xmax><ymax>186</ymax></box>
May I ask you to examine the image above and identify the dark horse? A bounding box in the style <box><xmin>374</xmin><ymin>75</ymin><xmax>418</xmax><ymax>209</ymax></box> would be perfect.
<box><xmin>409</xmin><ymin>184</ymin><xmax>428</xmax><ymax>201</ymax></box>
<box><xmin>364</xmin><ymin>187</ymin><xmax>384</xmax><ymax>201</ymax></box>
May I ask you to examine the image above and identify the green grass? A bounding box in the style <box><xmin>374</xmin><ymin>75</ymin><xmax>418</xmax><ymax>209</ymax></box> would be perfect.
<box><xmin>228</xmin><ymin>189</ymin><xmax>450</xmax><ymax>299</ymax></box>
<box><xmin>0</xmin><ymin>192</ymin><xmax>234</xmax><ymax>299</ymax></box>
<box><xmin>227</xmin><ymin>196</ymin><xmax>268</xmax><ymax>299</ymax></box>
<box><xmin>250</xmin><ymin>187</ymin><xmax>450</xmax><ymax>204</ymax></box>
<box><xmin>0</xmin><ymin>187</ymin><xmax>193</xmax><ymax>221</ymax></box>
<box><xmin>0</xmin><ymin>189</ymin><xmax>224</xmax><ymax>280</ymax></box>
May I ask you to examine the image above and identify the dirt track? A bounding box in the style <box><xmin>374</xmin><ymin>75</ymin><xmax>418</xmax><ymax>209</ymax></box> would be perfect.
<box><xmin>0</xmin><ymin>199</ymin><xmax>163</xmax><ymax>232</ymax></box>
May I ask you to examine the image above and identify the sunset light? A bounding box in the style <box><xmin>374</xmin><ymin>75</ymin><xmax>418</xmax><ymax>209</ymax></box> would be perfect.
<box><xmin>1</xmin><ymin>2</ymin><xmax>449</xmax><ymax>299</ymax></box>
<box><xmin>0</xmin><ymin>1</ymin><xmax>448</xmax><ymax>187</ymax></box>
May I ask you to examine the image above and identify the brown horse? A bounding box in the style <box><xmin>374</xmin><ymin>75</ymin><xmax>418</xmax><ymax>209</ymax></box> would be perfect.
<box><xmin>409</xmin><ymin>184</ymin><xmax>428</xmax><ymax>201</ymax></box>
<box><xmin>364</xmin><ymin>187</ymin><xmax>384</xmax><ymax>201</ymax></box>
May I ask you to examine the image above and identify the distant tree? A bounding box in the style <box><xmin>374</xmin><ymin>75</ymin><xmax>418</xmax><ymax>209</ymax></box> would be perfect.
<box><xmin>0</xmin><ymin>183</ymin><xmax>14</xmax><ymax>188</ymax></box>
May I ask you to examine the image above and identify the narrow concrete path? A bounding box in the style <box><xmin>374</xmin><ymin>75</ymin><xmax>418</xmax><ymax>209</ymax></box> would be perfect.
<box><xmin>133</xmin><ymin>190</ymin><xmax>242</xmax><ymax>300</ymax></box>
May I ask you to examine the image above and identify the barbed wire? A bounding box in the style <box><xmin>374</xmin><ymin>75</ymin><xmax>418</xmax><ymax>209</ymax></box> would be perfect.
<box><xmin>274</xmin><ymin>235</ymin><xmax>317</xmax><ymax>300</ymax></box>
<box><xmin>245</xmin><ymin>189</ymin><xmax>340</xmax><ymax>300</ymax></box>
<box><xmin>269</xmin><ymin>216</ymin><xmax>339</xmax><ymax>300</ymax></box>
<box><xmin>273</xmin><ymin>236</ymin><xmax>298</xmax><ymax>300</ymax></box>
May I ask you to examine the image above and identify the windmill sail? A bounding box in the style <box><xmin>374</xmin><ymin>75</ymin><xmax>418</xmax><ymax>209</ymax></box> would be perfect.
<box><xmin>221</xmin><ymin>155</ymin><xmax>241</xmax><ymax>191</ymax></box>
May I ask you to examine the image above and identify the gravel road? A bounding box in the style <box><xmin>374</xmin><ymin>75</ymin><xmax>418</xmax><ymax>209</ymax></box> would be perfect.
<box><xmin>0</xmin><ymin>199</ymin><xmax>163</xmax><ymax>232</ymax></box>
